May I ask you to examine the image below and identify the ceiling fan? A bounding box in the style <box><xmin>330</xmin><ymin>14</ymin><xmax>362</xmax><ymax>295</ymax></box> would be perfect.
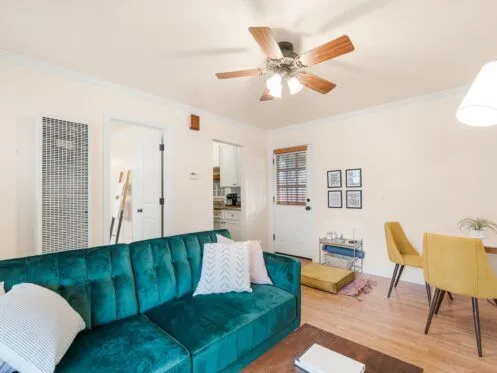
<box><xmin>215</xmin><ymin>27</ymin><xmax>355</xmax><ymax>101</ymax></box>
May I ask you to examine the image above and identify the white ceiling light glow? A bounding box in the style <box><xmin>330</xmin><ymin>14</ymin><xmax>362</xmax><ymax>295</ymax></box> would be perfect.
<box><xmin>287</xmin><ymin>77</ymin><xmax>303</xmax><ymax>95</ymax></box>
<box><xmin>266</xmin><ymin>73</ymin><xmax>282</xmax><ymax>98</ymax></box>
<box><xmin>457</xmin><ymin>61</ymin><xmax>497</xmax><ymax>127</ymax></box>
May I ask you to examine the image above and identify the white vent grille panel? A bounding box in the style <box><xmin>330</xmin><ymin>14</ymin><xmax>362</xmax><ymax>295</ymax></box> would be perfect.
<box><xmin>42</xmin><ymin>117</ymin><xmax>89</xmax><ymax>253</ymax></box>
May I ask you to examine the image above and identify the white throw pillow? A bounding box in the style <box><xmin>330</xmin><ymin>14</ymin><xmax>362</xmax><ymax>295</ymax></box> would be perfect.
<box><xmin>216</xmin><ymin>234</ymin><xmax>273</xmax><ymax>285</ymax></box>
<box><xmin>194</xmin><ymin>242</ymin><xmax>252</xmax><ymax>296</ymax></box>
<box><xmin>0</xmin><ymin>283</ymin><xmax>85</xmax><ymax>373</ymax></box>
<box><xmin>0</xmin><ymin>283</ymin><xmax>14</xmax><ymax>373</ymax></box>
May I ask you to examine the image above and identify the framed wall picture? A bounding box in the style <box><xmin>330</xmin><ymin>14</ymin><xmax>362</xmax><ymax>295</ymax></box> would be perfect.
<box><xmin>346</xmin><ymin>168</ymin><xmax>362</xmax><ymax>188</ymax></box>
<box><xmin>346</xmin><ymin>190</ymin><xmax>362</xmax><ymax>209</ymax></box>
<box><xmin>328</xmin><ymin>190</ymin><xmax>342</xmax><ymax>208</ymax></box>
<box><xmin>327</xmin><ymin>170</ymin><xmax>342</xmax><ymax>188</ymax></box>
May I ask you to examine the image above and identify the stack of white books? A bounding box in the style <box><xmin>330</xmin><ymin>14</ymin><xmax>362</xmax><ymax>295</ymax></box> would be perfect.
<box><xmin>295</xmin><ymin>343</ymin><xmax>365</xmax><ymax>373</ymax></box>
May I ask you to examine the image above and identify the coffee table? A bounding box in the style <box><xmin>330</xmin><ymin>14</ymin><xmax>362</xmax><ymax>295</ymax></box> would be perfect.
<box><xmin>244</xmin><ymin>324</ymin><xmax>423</xmax><ymax>372</ymax></box>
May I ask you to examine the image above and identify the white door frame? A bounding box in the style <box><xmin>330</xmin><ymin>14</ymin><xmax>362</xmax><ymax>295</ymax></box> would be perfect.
<box><xmin>267</xmin><ymin>143</ymin><xmax>318</xmax><ymax>261</ymax></box>
<box><xmin>102</xmin><ymin>114</ymin><xmax>172</xmax><ymax>244</ymax></box>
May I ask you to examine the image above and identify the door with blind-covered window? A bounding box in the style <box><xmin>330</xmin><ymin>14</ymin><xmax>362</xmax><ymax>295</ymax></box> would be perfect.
<box><xmin>273</xmin><ymin>145</ymin><xmax>314</xmax><ymax>259</ymax></box>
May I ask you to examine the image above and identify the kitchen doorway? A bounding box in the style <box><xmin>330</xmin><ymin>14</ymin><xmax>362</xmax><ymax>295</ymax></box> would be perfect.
<box><xmin>213</xmin><ymin>141</ymin><xmax>243</xmax><ymax>240</ymax></box>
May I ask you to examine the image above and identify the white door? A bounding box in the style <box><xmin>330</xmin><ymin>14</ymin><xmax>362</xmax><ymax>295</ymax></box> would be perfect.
<box><xmin>273</xmin><ymin>146</ymin><xmax>315</xmax><ymax>259</ymax></box>
<box><xmin>132</xmin><ymin>129</ymin><xmax>163</xmax><ymax>241</ymax></box>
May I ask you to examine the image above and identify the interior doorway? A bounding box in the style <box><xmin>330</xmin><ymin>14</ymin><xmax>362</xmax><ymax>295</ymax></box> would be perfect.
<box><xmin>105</xmin><ymin>119</ymin><xmax>165</xmax><ymax>243</ymax></box>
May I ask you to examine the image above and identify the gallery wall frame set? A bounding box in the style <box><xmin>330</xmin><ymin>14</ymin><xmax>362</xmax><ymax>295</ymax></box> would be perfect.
<box><xmin>327</xmin><ymin>168</ymin><xmax>363</xmax><ymax>209</ymax></box>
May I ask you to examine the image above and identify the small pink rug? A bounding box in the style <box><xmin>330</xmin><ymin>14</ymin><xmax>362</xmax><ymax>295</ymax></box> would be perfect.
<box><xmin>338</xmin><ymin>276</ymin><xmax>377</xmax><ymax>298</ymax></box>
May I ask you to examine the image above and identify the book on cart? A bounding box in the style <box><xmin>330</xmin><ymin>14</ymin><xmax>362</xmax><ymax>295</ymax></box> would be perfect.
<box><xmin>294</xmin><ymin>343</ymin><xmax>365</xmax><ymax>373</ymax></box>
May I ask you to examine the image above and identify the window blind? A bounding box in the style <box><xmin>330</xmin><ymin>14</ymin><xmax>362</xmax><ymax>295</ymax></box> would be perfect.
<box><xmin>274</xmin><ymin>146</ymin><xmax>307</xmax><ymax>205</ymax></box>
<box><xmin>42</xmin><ymin>117</ymin><xmax>89</xmax><ymax>253</ymax></box>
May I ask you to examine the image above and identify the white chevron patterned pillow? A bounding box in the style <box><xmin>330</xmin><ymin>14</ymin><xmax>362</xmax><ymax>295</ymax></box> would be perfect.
<box><xmin>194</xmin><ymin>242</ymin><xmax>252</xmax><ymax>296</ymax></box>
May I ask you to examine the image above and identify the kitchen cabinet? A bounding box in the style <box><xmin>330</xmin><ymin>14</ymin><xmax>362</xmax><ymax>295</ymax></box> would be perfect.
<box><xmin>219</xmin><ymin>143</ymin><xmax>241</xmax><ymax>187</ymax></box>
<box><xmin>225</xmin><ymin>220</ymin><xmax>242</xmax><ymax>241</ymax></box>
<box><xmin>213</xmin><ymin>209</ymin><xmax>242</xmax><ymax>240</ymax></box>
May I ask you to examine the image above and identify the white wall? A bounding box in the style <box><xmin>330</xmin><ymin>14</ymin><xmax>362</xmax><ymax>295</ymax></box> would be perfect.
<box><xmin>268</xmin><ymin>89</ymin><xmax>497</xmax><ymax>284</ymax></box>
<box><xmin>0</xmin><ymin>56</ymin><xmax>268</xmax><ymax>260</ymax></box>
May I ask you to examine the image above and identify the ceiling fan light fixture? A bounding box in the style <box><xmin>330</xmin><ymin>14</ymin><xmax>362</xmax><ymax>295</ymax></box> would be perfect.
<box><xmin>266</xmin><ymin>73</ymin><xmax>282</xmax><ymax>91</ymax></box>
<box><xmin>269</xmin><ymin>85</ymin><xmax>282</xmax><ymax>98</ymax></box>
<box><xmin>457</xmin><ymin>61</ymin><xmax>497</xmax><ymax>127</ymax></box>
<box><xmin>287</xmin><ymin>77</ymin><xmax>303</xmax><ymax>95</ymax></box>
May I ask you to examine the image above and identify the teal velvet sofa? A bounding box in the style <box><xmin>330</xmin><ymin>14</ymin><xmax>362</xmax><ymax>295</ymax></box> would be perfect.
<box><xmin>0</xmin><ymin>229</ymin><xmax>301</xmax><ymax>373</ymax></box>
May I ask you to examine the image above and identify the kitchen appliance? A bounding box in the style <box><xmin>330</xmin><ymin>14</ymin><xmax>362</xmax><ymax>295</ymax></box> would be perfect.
<box><xmin>226</xmin><ymin>193</ymin><xmax>238</xmax><ymax>206</ymax></box>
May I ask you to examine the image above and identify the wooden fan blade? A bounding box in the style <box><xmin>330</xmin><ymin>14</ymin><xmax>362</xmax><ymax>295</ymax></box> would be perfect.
<box><xmin>215</xmin><ymin>68</ymin><xmax>263</xmax><ymax>79</ymax></box>
<box><xmin>248</xmin><ymin>27</ymin><xmax>283</xmax><ymax>59</ymax></box>
<box><xmin>297</xmin><ymin>72</ymin><xmax>336</xmax><ymax>94</ymax></box>
<box><xmin>260</xmin><ymin>88</ymin><xmax>274</xmax><ymax>101</ymax></box>
<box><xmin>299</xmin><ymin>35</ymin><xmax>354</xmax><ymax>67</ymax></box>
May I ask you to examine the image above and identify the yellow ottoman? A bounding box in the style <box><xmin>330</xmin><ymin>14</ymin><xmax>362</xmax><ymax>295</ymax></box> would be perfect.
<box><xmin>301</xmin><ymin>263</ymin><xmax>355</xmax><ymax>293</ymax></box>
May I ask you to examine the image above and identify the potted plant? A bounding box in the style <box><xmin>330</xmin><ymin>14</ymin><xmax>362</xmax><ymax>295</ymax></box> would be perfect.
<box><xmin>457</xmin><ymin>217</ymin><xmax>497</xmax><ymax>239</ymax></box>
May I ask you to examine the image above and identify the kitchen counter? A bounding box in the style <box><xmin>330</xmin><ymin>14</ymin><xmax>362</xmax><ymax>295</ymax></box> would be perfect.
<box><xmin>214</xmin><ymin>206</ymin><xmax>242</xmax><ymax>210</ymax></box>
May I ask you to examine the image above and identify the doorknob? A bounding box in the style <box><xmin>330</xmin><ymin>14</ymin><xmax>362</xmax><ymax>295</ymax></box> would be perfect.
<box><xmin>137</xmin><ymin>208</ymin><xmax>143</xmax><ymax>213</ymax></box>
<box><xmin>305</xmin><ymin>206</ymin><xmax>311</xmax><ymax>211</ymax></box>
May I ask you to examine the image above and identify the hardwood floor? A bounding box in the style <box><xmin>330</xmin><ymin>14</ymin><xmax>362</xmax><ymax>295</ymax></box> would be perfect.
<box><xmin>301</xmin><ymin>266</ymin><xmax>497</xmax><ymax>372</ymax></box>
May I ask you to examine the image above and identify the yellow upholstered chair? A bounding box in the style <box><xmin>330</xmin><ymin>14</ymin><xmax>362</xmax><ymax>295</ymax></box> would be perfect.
<box><xmin>423</xmin><ymin>233</ymin><xmax>497</xmax><ymax>357</ymax></box>
<box><xmin>384</xmin><ymin>222</ymin><xmax>431</xmax><ymax>303</ymax></box>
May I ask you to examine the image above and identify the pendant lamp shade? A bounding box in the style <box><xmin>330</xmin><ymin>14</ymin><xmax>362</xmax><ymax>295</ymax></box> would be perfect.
<box><xmin>457</xmin><ymin>61</ymin><xmax>497</xmax><ymax>127</ymax></box>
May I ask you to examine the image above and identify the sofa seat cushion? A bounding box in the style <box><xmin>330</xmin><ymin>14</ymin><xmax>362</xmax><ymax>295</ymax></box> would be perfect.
<box><xmin>145</xmin><ymin>284</ymin><xmax>296</xmax><ymax>373</ymax></box>
<box><xmin>56</xmin><ymin>315</ymin><xmax>190</xmax><ymax>373</ymax></box>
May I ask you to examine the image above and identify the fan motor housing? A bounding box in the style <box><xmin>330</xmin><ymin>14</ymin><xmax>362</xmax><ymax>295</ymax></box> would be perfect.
<box><xmin>267</xmin><ymin>41</ymin><xmax>303</xmax><ymax>75</ymax></box>
<box><xmin>278</xmin><ymin>41</ymin><xmax>298</xmax><ymax>58</ymax></box>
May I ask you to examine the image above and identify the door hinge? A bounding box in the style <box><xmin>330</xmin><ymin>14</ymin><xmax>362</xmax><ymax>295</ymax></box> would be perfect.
<box><xmin>159</xmin><ymin>144</ymin><xmax>164</xmax><ymax>151</ymax></box>
<box><xmin>159</xmin><ymin>197</ymin><xmax>165</xmax><ymax>205</ymax></box>
<box><xmin>273</xmin><ymin>234</ymin><xmax>275</xmax><ymax>241</ymax></box>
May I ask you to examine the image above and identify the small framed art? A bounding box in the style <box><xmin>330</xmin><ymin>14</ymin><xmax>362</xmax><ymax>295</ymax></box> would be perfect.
<box><xmin>327</xmin><ymin>170</ymin><xmax>342</xmax><ymax>188</ymax></box>
<box><xmin>346</xmin><ymin>168</ymin><xmax>362</xmax><ymax>188</ymax></box>
<box><xmin>346</xmin><ymin>190</ymin><xmax>362</xmax><ymax>209</ymax></box>
<box><xmin>328</xmin><ymin>190</ymin><xmax>342</xmax><ymax>208</ymax></box>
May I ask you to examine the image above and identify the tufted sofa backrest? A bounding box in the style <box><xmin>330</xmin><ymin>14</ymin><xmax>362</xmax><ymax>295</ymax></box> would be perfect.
<box><xmin>0</xmin><ymin>244</ymin><xmax>138</xmax><ymax>329</ymax></box>
<box><xmin>129</xmin><ymin>229</ymin><xmax>231</xmax><ymax>312</ymax></box>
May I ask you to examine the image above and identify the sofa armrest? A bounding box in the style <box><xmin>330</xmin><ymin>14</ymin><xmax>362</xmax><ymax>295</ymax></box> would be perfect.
<box><xmin>263</xmin><ymin>252</ymin><xmax>301</xmax><ymax>326</ymax></box>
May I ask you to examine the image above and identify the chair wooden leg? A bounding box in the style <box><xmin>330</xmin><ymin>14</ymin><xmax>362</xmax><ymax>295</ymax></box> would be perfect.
<box><xmin>435</xmin><ymin>290</ymin><xmax>446</xmax><ymax>315</ymax></box>
<box><xmin>472</xmin><ymin>298</ymin><xmax>483</xmax><ymax>357</ymax></box>
<box><xmin>448</xmin><ymin>292</ymin><xmax>454</xmax><ymax>301</ymax></box>
<box><xmin>425</xmin><ymin>282</ymin><xmax>432</xmax><ymax>306</ymax></box>
<box><xmin>425</xmin><ymin>288</ymin><xmax>441</xmax><ymax>334</ymax></box>
<box><xmin>472</xmin><ymin>298</ymin><xmax>483</xmax><ymax>356</ymax></box>
<box><xmin>394</xmin><ymin>265</ymin><xmax>405</xmax><ymax>288</ymax></box>
<box><xmin>387</xmin><ymin>264</ymin><xmax>399</xmax><ymax>298</ymax></box>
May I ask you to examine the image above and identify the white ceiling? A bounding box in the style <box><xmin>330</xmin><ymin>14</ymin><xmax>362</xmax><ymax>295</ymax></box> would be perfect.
<box><xmin>1</xmin><ymin>0</ymin><xmax>497</xmax><ymax>129</ymax></box>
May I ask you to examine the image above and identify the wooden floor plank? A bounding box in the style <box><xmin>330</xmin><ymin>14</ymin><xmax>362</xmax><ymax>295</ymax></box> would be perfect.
<box><xmin>301</xmin><ymin>268</ymin><xmax>497</xmax><ymax>373</ymax></box>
